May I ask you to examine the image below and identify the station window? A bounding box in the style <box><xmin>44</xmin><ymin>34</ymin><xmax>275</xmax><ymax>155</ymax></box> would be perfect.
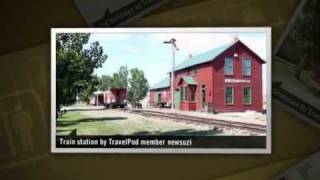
<box><xmin>243</xmin><ymin>87</ymin><xmax>252</xmax><ymax>105</ymax></box>
<box><xmin>242</xmin><ymin>59</ymin><xmax>252</xmax><ymax>76</ymax></box>
<box><xmin>184</xmin><ymin>86</ymin><xmax>188</xmax><ymax>101</ymax></box>
<box><xmin>224</xmin><ymin>58</ymin><xmax>234</xmax><ymax>75</ymax></box>
<box><xmin>225</xmin><ymin>87</ymin><xmax>234</xmax><ymax>105</ymax></box>
<box><xmin>180</xmin><ymin>86</ymin><xmax>189</xmax><ymax>101</ymax></box>
<box><xmin>190</xmin><ymin>86</ymin><xmax>196</xmax><ymax>101</ymax></box>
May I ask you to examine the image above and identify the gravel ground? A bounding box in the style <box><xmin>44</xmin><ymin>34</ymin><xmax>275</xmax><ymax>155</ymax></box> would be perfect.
<box><xmin>145</xmin><ymin>107</ymin><xmax>267</xmax><ymax>126</ymax></box>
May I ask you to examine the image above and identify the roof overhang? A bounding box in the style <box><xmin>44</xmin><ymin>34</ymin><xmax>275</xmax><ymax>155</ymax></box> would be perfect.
<box><xmin>178</xmin><ymin>76</ymin><xmax>197</xmax><ymax>86</ymax></box>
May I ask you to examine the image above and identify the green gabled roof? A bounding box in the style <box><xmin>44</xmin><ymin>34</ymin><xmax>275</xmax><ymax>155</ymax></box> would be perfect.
<box><xmin>150</xmin><ymin>77</ymin><xmax>169</xmax><ymax>90</ymax></box>
<box><xmin>174</xmin><ymin>42</ymin><xmax>235</xmax><ymax>71</ymax></box>
<box><xmin>180</xmin><ymin>76</ymin><xmax>197</xmax><ymax>85</ymax></box>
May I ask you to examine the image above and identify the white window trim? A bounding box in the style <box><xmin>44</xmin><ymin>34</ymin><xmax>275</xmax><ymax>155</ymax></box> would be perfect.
<box><xmin>181</xmin><ymin>85</ymin><xmax>189</xmax><ymax>102</ymax></box>
<box><xmin>184</xmin><ymin>86</ymin><xmax>188</xmax><ymax>101</ymax></box>
<box><xmin>242</xmin><ymin>59</ymin><xmax>252</xmax><ymax>76</ymax></box>
<box><xmin>224</xmin><ymin>57</ymin><xmax>234</xmax><ymax>76</ymax></box>
<box><xmin>243</xmin><ymin>86</ymin><xmax>252</xmax><ymax>105</ymax></box>
<box><xmin>225</xmin><ymin>86</ymin><xmax>234</xmax><ymax>105</ymax></box>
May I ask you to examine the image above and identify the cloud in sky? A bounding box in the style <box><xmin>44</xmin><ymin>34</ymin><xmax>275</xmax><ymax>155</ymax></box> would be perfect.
<box><xmin>87</xmin><ymin>31</ymin><xmax>267</xmax><ymax>94</ymax></box>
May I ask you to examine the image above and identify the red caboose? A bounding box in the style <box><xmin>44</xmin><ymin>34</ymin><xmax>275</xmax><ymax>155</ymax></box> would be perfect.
<box><xmin>104</xmin><ymin>88</ymin><xmax>128</xmax><ymax>108</ymax></box>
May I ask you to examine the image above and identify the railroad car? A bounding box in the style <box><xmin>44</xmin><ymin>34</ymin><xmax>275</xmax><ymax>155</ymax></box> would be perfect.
<box><xmin>104</xmin><ymin>88</ymin><xmax>128</xmax><ymax>108</ymax></box>
<box><xmin>93</xmin><ymin>90</ymin><xmax>105</xmax><ymax>106</ymax></box>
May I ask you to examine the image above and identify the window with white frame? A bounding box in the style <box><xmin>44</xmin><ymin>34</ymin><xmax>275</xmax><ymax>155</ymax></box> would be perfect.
<box><xmin>184</xmin><ymin>86</ymin><xmax>188</xmax><ymax>101</ymax></box>
<box><xmin>243</xmin><ymin>87</ymin><xmax>252</xmax><ymax>105</ymax></box>
<box><xmin>224</xmin><ymin>58</ymin><xmax>234</xmax><ymax>75</ymax></box>
<box><xmin>225</xmin><ymin>86</ymin><xmax>234</xmax><ymax>105</ymax></box>
<box><xmin>180</xmin><ymin>86</ymin><xmax>189</xmax><ymax>101</ymax></box>
<box><xmin>242</xmin><ymin>59</ymin><xmax>252</xmax><ymax>76</ymax></box>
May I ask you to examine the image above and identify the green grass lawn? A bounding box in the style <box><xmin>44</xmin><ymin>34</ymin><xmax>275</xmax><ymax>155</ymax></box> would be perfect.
<box><xmin>56</xmin><ymin>110</ymin><xmax>221</xmax><ymax>136</ymax></box>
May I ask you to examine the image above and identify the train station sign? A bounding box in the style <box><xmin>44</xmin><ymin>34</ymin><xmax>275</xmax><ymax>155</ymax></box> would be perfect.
<box><xmin>225</xmin><ymin>79</ymin><xmax>251</xmax><ymax>83</ymax></box>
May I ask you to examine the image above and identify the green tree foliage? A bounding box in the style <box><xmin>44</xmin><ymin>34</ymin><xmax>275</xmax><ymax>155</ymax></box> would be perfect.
<box><xmin>112</xmin><ymin>66</ymin><xmax>128</xmax><ymax>88</ymax></box>
<box><xmin>98</xmin><ymin>66</ymin><xmax>128</xmax><ymax>90</ymax></box>
<box><xmin>78</xmin><ymin>75</ymin><xmax>99</xmax><ymax>104</ymax></box>
<box><xmin>128</xmin><ymin>68</ymin><xmax>149</xmax><ymax>105</ymax></box>
<box><xmin>56</xmin><ymin>33</ymin><xmax>107</xmax><ymax>113</ymax></box>
<box><xmin>98</xmin><ymin>75</ymin><xmax>113</xmax><ymax>91</ymax></box>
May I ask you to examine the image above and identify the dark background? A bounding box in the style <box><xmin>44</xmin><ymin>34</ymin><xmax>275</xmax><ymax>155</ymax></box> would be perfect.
<box><xmin>0</xmin><ymin>0</ymin><xmax>319</xmax><ymax>179</ymax></box>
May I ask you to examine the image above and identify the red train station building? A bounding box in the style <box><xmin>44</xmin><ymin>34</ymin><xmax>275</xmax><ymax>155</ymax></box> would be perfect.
<box><xmin>149</xmin><ymin>39</ymin><xmax>265</xmax><ymax>112</ymax></box>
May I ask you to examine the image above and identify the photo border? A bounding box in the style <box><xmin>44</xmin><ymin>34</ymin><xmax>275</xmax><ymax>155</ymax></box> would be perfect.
<box><xmin>51</xmin><ymin>27</ymin><xmax>272</xmax><ymax>154</ymax></box>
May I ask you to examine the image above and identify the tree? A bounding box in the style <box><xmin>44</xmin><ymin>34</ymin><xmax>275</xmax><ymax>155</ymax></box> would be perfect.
<box><xmin>289</xmin><ymin>0</ymin><xmax>320</xmax><ymax>80</ymax></box>
<box><xmin>98</xmin><ymin>66</ymin><xmax>128</xmax><ymax>89</ymax></box>
<box><xmin>128</xmin><ymin>68</ymin><xmax>149</xmax><ymax>106</ymax></box>
<box><xmin>56</xmin><ymin>33</ymin><xmax>107</xmax><ymax>114</ymax></box>
<box><xmin>98</xmin><ymin>75</ymin><xmax>113</xmax><ymax>91</ymax></box>
<box><xmin>112</xmin><ymin>66</ymin><xmax>128</xmax><ymax>88</ymax></box>
<box><xmin>78</xmin><ymin>75</ymin><xmax>99</xmax><ymax>104</ymax></box>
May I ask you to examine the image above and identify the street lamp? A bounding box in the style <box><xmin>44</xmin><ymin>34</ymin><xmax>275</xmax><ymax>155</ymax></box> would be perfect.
<box><xmin>164</xmin><ymin>38</ymin><xmax>179</xmax><ymax>110</ymax></box>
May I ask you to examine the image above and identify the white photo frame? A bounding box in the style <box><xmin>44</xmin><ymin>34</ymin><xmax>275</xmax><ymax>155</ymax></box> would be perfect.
<box><xmin>51</xmin><ymin>27</ymin><xmax>272</xmax><ymax>154</ymax></box>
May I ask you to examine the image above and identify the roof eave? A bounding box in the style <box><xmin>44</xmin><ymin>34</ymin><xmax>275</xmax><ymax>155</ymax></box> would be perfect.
<box><xmin>149</xmin><ymin>86</ymin><xmax>169</xmax><ymax>91</ymax></box>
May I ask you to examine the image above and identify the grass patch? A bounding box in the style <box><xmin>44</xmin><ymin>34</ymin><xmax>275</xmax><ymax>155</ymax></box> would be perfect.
<box><xmin>58</xmin><ymin>111</ymin><xmax>87</xmax><ymax>121</ymax></box>
<box><xmin>56</xmin><ymin>111</ymin><xmax>89</xmax><ymax>135</ymax></box>
<box><xmin>56</xmin><ymin>110</ymin><xmax>220</xmax><ymax>136</ymax></box>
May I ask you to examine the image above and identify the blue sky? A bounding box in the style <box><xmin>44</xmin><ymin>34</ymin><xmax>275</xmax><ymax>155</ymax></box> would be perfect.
<box><xmin>86</xmin><ymin>32</ymin><xmax>267</xmax><ymax>94</ymax></box>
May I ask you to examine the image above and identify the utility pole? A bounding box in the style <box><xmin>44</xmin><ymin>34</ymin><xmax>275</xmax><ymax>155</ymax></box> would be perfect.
<box><xmin>164</xmin><ymin>38</ymin><xmax>179</xmax><ymax>110</ymax></box>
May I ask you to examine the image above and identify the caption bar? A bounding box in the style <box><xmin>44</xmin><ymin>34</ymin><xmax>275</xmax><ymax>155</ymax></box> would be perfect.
<box><xmin>56</xmin><ymin>136</ymin><xmax>266</xmax><ymax>148</ymax></box>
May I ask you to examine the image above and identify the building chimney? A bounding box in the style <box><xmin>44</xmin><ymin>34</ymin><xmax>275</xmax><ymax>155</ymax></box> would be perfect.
<box><xmin>233</xmin><ymin>36</ymin><xmax>239</xmax><ymax>42</ymax></box>
<box><xmin>233</xmin><ymin>36</ymin><xmax>239</xmax><ymax>58</ymax></box>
